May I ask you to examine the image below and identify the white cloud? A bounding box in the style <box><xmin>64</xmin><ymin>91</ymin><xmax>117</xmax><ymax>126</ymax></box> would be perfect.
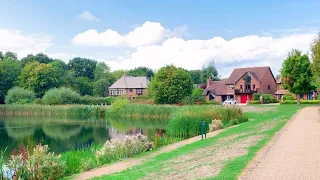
<box><xmin>78</xmin><ymin>11</ymin><xmax>100</xmax><ymax>22</ymax></box>
<box><xmin>72</xmin><ymin>21</ymin><xmax>186</xmax><ymax>48</ymax></box>
<box><xmin>0</xmin><ymin>29</ymin><xmax>52</xmax><ymax>58</ymax></box>
<box><xmin>107</xmin><ymin>32</ymin><xmax>316</xmax><ymax>77</ymax></box>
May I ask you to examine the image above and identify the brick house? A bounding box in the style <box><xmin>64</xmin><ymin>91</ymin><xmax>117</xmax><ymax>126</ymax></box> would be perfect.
<box><xmin>109</xmin><ymin>74</ymin><xmax>149</xmax><ymax>98</ymax></box>
<box><xmin>275</xmin><ymin>77</ymin><xmax>316</xmax><ymax>100</ymax></box>
<box><xmin>203</xmin><ymin>66</ymin><xmax>276</xmax><ymax>103</ymax></box>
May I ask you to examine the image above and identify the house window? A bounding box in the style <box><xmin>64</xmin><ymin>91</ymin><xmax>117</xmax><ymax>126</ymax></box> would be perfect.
<box><xmin>268</xmin><ymin>85</ymin><xmax>270</xmax><ymax>90</ymax></box>
<box><xmin>253</xmin><ymin>85</ymin><xmax>255</xmax><ymax>90</ymax></box>
<box><xmin>299</xmin><ymin>94</ymin><xmax>304</xmax><ymax>99</ymax></box>
<box><xmin>240</xmin><ymin>85</ymin><xmax>243</xmax><ymax>89</ymax></box>
<box><xmin>137</xmin><ymin>88</ymin><xmax>143</xmax><ymax>95</ymax></box>
<box><xmin>129</xmin><ymin>88</ymin><xmax>133</xmax><ymax>92</ymax></box>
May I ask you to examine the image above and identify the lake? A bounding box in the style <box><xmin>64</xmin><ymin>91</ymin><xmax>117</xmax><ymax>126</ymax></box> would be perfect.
<box><xmin>0</xmin><ymin>116</ymin><xmax>166</xmax><ymax>159</ymax></box>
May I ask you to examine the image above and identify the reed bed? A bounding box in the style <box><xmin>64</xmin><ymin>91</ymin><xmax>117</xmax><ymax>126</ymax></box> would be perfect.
<box><xmin>0</xmin><ymin>104</ymin><xmax>107</xmax><ymax>118</ymax></box>
<box><xmin>107</xmin><ymin>104</ymin><xmax>178</xmax><ymax>120</ymax></box>
<box><xmin>167</xmin><ymin>105</ymin><xmax>248</xmax><ymax>138</ymax></box>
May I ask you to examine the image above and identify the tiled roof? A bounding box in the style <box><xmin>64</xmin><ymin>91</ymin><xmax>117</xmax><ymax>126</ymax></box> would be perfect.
<box><xmin>109</xmin><ymin>76</ymin><xmax>149</xmax><ymax>89</ymax></box>
<box><xmin>226</xmin><ymin>66</ymin><xmax>272</xmax><ymax>85</ymax></box>
<box><xmin>275</xmin><ymin>89</ymin><xmax>288</xmax><ymax>95</ymax></box>
<box><xmin>202</xmin><ymin>81</ymin><xmax>227</xmax><ymax>96</ymax></box>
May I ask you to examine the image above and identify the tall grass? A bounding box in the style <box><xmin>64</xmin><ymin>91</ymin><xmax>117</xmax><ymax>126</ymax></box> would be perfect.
<box><xmin>0</xmin><ymin>104</ymin><xmax>107</xmax><ymax>118</ymax></box>
<box><xmin>167</xmin><ymin>105</ymin><xmax>248</xmax><ymax>138</ymax></box>
<box><xmin>107</xmin><ymin>104</ymin><xmax>178</xmax><ymax>119</ymax></box>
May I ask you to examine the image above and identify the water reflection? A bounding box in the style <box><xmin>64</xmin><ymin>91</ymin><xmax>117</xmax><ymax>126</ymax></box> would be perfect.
<box><xmin>0</xmin><ymin>116</ymin><xmax>166</xmax><ymax>159</ymax></box>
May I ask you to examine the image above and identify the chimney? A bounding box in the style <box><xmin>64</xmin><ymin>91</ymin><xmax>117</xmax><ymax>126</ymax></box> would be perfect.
<box><xmin>207</xmin><ymin>77</ymin><xmax>213</xmax><ymax>88</ymax></box>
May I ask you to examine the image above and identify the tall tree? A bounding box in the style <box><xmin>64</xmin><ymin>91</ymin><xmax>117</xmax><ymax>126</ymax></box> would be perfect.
<box><xmin>0</xmin><ymin>51</ymin><xmax>3</xmax><ymax>60</ymax></box>
<box><xmin>68</xmin><ymin>57</ymin><xmax>97</xmax><ymax>80</ymax></box>
<box><xmin>21</xmin><ymin>53</ymin><xmax>53</xmax><ymax>66</ymax></box>
<box><xmin>127</xmin><ymin>66</ymin><xmax>154</xmax><ymax>79</ymax></box>
<box><xmin>94</xmin><ymin>62</ymin><xmax>110</xmax><ymax>80</ymax></box>
<box><xmin>19</xmin><ymin>62</ymin><xmax>58</xmax><ymax>97</ymax></box>
<box><xmin>111</xmin><ymin>70</ymin><xmax>127</xmax><ymax>80</ymax></box>
<box><xmin>73</xmin><ymin>77</ymin><xmax>93</xmax><ymax>96</ymax></box>
<box><xmin>49</xmin><ymin>60</ymin><xmax>69</xmax><ymax>86</ymax></box>
<box><xmin>281</xmin><ymin>49</ymin><xmax>314</xmax><ymax>106</ymax></box>
<box><xmin>93</xmin><ymin>79</ymin><xmax>111</xmax><ymax>97</ymax></box>
<box><xmin>150</xmin><ymin>65</ymin><xmax>193</xmax><ymax>104</ymax></box>
<box><xmin>311</xmin><ymin>32</ymin><xmax>320</xmax><ymax>89</ymax></box>
<box><xmin>0</xmin><ymin>59</ymin><xmax>22</xmax><ymax>103</ymax></box>
<box><xmin>189</xmin><ymin>70</ymin><xmax>202</xmax><ymax>84</ymax></box>
<box><xmin>201</xmin><ymin>60</ymin><xmax>220</xmax><ymax>83</ymax></box>
<box><xmin>3</xmin><ymin>52</ymin><xmax>18</xmax><ymax>61</ymax></box>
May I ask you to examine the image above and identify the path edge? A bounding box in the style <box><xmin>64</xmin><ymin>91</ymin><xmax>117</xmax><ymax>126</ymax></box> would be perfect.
<box><xmin>238</xmin><ymin>107</ymin><xmax>304</xmax><ymax>180</ymax></box>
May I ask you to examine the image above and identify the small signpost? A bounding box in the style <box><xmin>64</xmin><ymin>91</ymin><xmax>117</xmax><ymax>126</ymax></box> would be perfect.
<box><xmin>200</xmin><ymin>121</ymin><xmax>207</xmax><ymax>140</ymax></box>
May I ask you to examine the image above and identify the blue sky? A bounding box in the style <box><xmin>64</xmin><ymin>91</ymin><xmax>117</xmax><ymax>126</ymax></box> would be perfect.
<box><xmin>1</xmin><ymin>0</ymin><xmax>319</xmax><ymax>76</ymax></box>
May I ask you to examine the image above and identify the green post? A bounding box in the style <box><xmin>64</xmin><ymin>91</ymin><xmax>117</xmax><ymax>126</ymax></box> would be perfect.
<box><xmin>200</xmin><ymin>121</ymin><xmax>207</xmax><ymax>139</ymax></box>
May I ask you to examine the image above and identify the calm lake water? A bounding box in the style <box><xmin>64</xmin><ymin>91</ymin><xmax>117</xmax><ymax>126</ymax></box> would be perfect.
<box><xmin>0</xmin><ymin>116</ymin><xmax>166</xmax><ymax>159</ymax></box>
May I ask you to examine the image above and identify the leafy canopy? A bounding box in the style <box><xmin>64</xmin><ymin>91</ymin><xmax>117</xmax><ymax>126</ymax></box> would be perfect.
<box><xmin>150</xmin><ymin>65</ymin><xmax>193</xmax><ymax>104</ymax></box>
<box><xmin>281</xmin><ymin>49</ymin><xmax>314</xmax><ymax>95</ymax></box>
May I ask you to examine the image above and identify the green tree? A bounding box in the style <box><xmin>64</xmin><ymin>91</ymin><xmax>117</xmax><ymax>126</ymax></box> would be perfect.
<box><xmin>3</xmin><ymin>51</ymin><xmax>18</xmax><ymax>61</ymax></box>
<box><xmin>0</xmin><ymin>51</ymin><xmax>3</xmax><ymax>60</ymax></box>
<box><xmin>281</xmin><ymin>49</ymin><xmax>314</xmax><ymax>105</ymax></box>
<box><xmin>111</xmin><ymin>70</ymin><xmax>127</xmax><ymax>80</ymax></box>
<box><xmin>19</xmin><ymin>62</ymin><xmax>58</xmax><ymax>97</ymax></box>
<box><xmin>49</xmin><ymin>60</ymin><xmax>68</xmax><ymax>86</ymax></box>
<box><xmin>94</xmin><ymin>62</ymin><xmax>110</xmax><ymax>80</ymax></box>
<box><xmin>127</xmin><ymin>66</ymin><xmax>154</xmax><ymax>79</ymax></box>
<box><xmin>93</xmin><ymin>79</ymin><xmax>111</xmax><ymax>97</ymax></box>
<box><xmin>150</xmin><ymin>65</ymin><xmax>193</xmax><ymax>104</ymax></box>
<box><xmin>311</xmin><ymin>32</ymin><xmax>320</xmax><ymax>89</ymax></box>
<box><xmin>201</xmin><ymin>60</ymin><xmax>220</xmax><ymax>83</ymax></box>
<box><xmin>189</xmin><ymin>70</ymin><xmax>202</xmax><ymax>84</ymax></box>
<box><xmin>0</xmin><ymin>59</ymin><xmax>22</xmax><ymax>103</ymax></box>
<box><xmin>68</xmin><ymin>57</ymin><xmax>97</xmax><ymax>80</ymax></box>
<box><xmin>73</xmin><ymin>77</ymin><xmax>93</xmax><ymax>96</ymax></box>
<box><xmin>21</xmin><ymin>53</ymin><xmax>53</xmax><ymax>66</ymax></box>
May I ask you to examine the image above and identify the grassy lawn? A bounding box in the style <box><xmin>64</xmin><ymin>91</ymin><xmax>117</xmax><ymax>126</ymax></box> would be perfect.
<box><xmin>93</xmin><ymin>105</ymin><xmax>303</xmax><ymax>180</ymax></box>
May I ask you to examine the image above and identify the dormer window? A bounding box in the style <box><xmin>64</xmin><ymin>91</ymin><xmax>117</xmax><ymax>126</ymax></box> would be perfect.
<box><xmin>229</xmin><ymin>85</ymin><xmax>234</xmax><ymax>89</ymax></box>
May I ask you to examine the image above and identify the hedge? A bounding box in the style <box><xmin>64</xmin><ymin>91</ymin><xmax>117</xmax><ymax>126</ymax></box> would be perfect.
<box><xmin>249</xmin><ymin>100</ymin><xmax>261</xmax><ymax>104</ymax></box>
<box><xmin>280</xmin><ymin>100</ymin><xmax>320</xmax><ymax>104</ymax></box>
<box><xmin>253</xmin><ymin>93</ymin><xmax>277</xmax><ymax>104</ymax></box>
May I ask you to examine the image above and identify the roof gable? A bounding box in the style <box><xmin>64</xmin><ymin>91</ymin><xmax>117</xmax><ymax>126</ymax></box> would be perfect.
<box><xmin>202</xmin><ymin>81</ymin><xmax>227</xmax><ymax>96</ymax></box>
<box><xmin>226</xmin><ymin>66</ymin><xmax>272</xmax><ymax>85</ymax></box>
<box><xmin>109</xmin><ymin>76</ymin><xmax>150</xmax><ymax>89</ymax></box>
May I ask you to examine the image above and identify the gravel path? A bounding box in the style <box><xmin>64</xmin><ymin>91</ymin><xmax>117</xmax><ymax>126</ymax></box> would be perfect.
<box><xmin>240</xmin><ymin>107</ymin><xmax>320</xmax><ymax>180</ymax></box>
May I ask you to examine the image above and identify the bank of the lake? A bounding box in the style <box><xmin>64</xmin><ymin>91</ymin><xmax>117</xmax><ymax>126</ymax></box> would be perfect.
<box><xmin>0</xmin><ymin>103</ymin><xmax>248</xmax><ymax>179</ymax></box>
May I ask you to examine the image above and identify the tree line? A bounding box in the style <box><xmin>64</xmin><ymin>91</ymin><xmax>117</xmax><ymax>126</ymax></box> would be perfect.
<box><xmin>0</xmin><ymin>51</ymin><xmax>219</xmax><ymax>104</ymax></box>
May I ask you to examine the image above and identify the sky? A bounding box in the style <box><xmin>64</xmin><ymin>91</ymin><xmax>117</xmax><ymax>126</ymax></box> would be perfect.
<box><xmin>1</xmin><ymin>0</ymin><xmax>320</xmax><ymax>77</ymax></box>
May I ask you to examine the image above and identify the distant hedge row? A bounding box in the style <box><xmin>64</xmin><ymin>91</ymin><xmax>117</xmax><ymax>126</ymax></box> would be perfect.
<box><xmin>280</xmin><ymin>100</ymin><xmax>320</xmax><ymax>104</ymax></box>
<box><xmin>253</xmin><ymin>93</ymin><xmax>277</xmax><ymax>104</ymax></box>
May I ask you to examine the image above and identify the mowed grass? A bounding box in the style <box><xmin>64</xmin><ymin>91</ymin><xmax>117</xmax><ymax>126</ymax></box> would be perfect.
<box><xmin>93</xmin><ymin>105</ymin><xmax>303</xmax><ymax>180</ymax></box>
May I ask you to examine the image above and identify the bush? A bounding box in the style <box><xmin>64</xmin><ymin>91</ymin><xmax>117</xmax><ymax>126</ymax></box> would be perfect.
<box><xmin>5</xmin><ymin>87</ymin><xmax>35</xmax><ymax>104</ymax></box>
<box><xmin>42</xmin><ymin>87</ymin><xmax>81</xmax><ymax>105</ymax></box>
<box><xmin>96</xmin><ymin>134</ymin><xmax>153</xmax><ymax>165</ymax></box>
<box><xmin>80</xmin><ymin>95</ymin><xmax>111</xmax><ymax>105</ymax></box>
<box><xmin>283</xmin><ymin>95</ymin><xmax>294</xmax><ymax>100</ymax></box>
<box><xmin>182</xmin><ymin>88</ymin><xmax>205</xmax><ymax>105</ymax></box>
<box><xmin>7</xmin><ymin>145</ymin><xmax>65</xmax><ymax>179</ymax></box>
<box><xmin>252</xmin><ymin>93</ymin><xmax>277</xmax><ymax>104</ymax></box>
<box><xmin>153</xmin><ymin>134</ymin><xmax>182</xmax><ymax>149</ymax></box>
<box><xmin>109</xmin><ymin>97</ymin><xmax>130</xmax><ymax>113</ymax></box>
<box><xmin>280</xmin><ymin>100</ymin><xmax>320</xmax><ymax>104</ymax></box>
<box><xmin>249</xmin><ymin>100</ymin><xmax>261</xmax><ymax>104</ymax></box>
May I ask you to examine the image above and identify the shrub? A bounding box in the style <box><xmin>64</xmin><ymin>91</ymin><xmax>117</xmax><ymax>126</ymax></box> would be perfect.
<box><xmin>280</xmin><ymin>100</ymin><xmax>320</xmax><ymax>104</ymax></box>
<box><xmin>5</xmin><ymin>87</ymin><xmax>35</xmax><ymax>104</ymax></box>
<box><xmin>182</xmin><ymin>88</ymin><xmax>205</xmax><ymax>105</ymax></box>
<box><xmin>42</xmin><ymin>87</ymin><xmax>81</xmax><ymax>105</ymax></box>
<box><xmin>249</xmin><ymin>100</ymin><xmax>261</xmax><ymax>104</ymax></box>
<box><xmin>7</xmin><ymin>145</ymin><xmax>65</xmax><ymax>179</ymax></box>
<box><xmin>167</xmin><ymin>106</ymin><xmax>248</xmax><ymax>138</ymax></box>
<box><xmin>252</xmin><ymin>93</ymin><xmax>277</xmax><ymax>104</ymax></box>
<box><xmin>96</xmin><ymin>134</ymin><xmax>153</xmax><ymax>165</ymax></box>
<box><xmin>152</xmin><ymin>134</ymin><xmax>182</xmax><ymax>149</ymax></box>
<box><xmin>109</xmin><ymin>97</ymin><xmax>130</xmax><ymax>113</ymax></box>
<box><xmin>283</xmin><ymin>95</ymin><xmax>294</xmax><ymax>100</ymax></box>
<box><xmin>80</xmin><ymin>95</ymin><xmax>111</xmax><ymax>105</ymax></box>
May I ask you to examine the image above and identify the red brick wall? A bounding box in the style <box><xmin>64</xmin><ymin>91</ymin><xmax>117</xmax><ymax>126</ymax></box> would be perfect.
<box><xmin>259</xmin><ymin>70</ymin><xmax>276</xmax><ymax>94</ymax></box>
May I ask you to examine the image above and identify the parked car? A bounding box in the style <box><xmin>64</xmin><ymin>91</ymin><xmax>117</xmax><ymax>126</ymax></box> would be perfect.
<box><xmin>222</xmin><ymin>99</ymin><xmax>237</xmax><ymax>105</ymax></box>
